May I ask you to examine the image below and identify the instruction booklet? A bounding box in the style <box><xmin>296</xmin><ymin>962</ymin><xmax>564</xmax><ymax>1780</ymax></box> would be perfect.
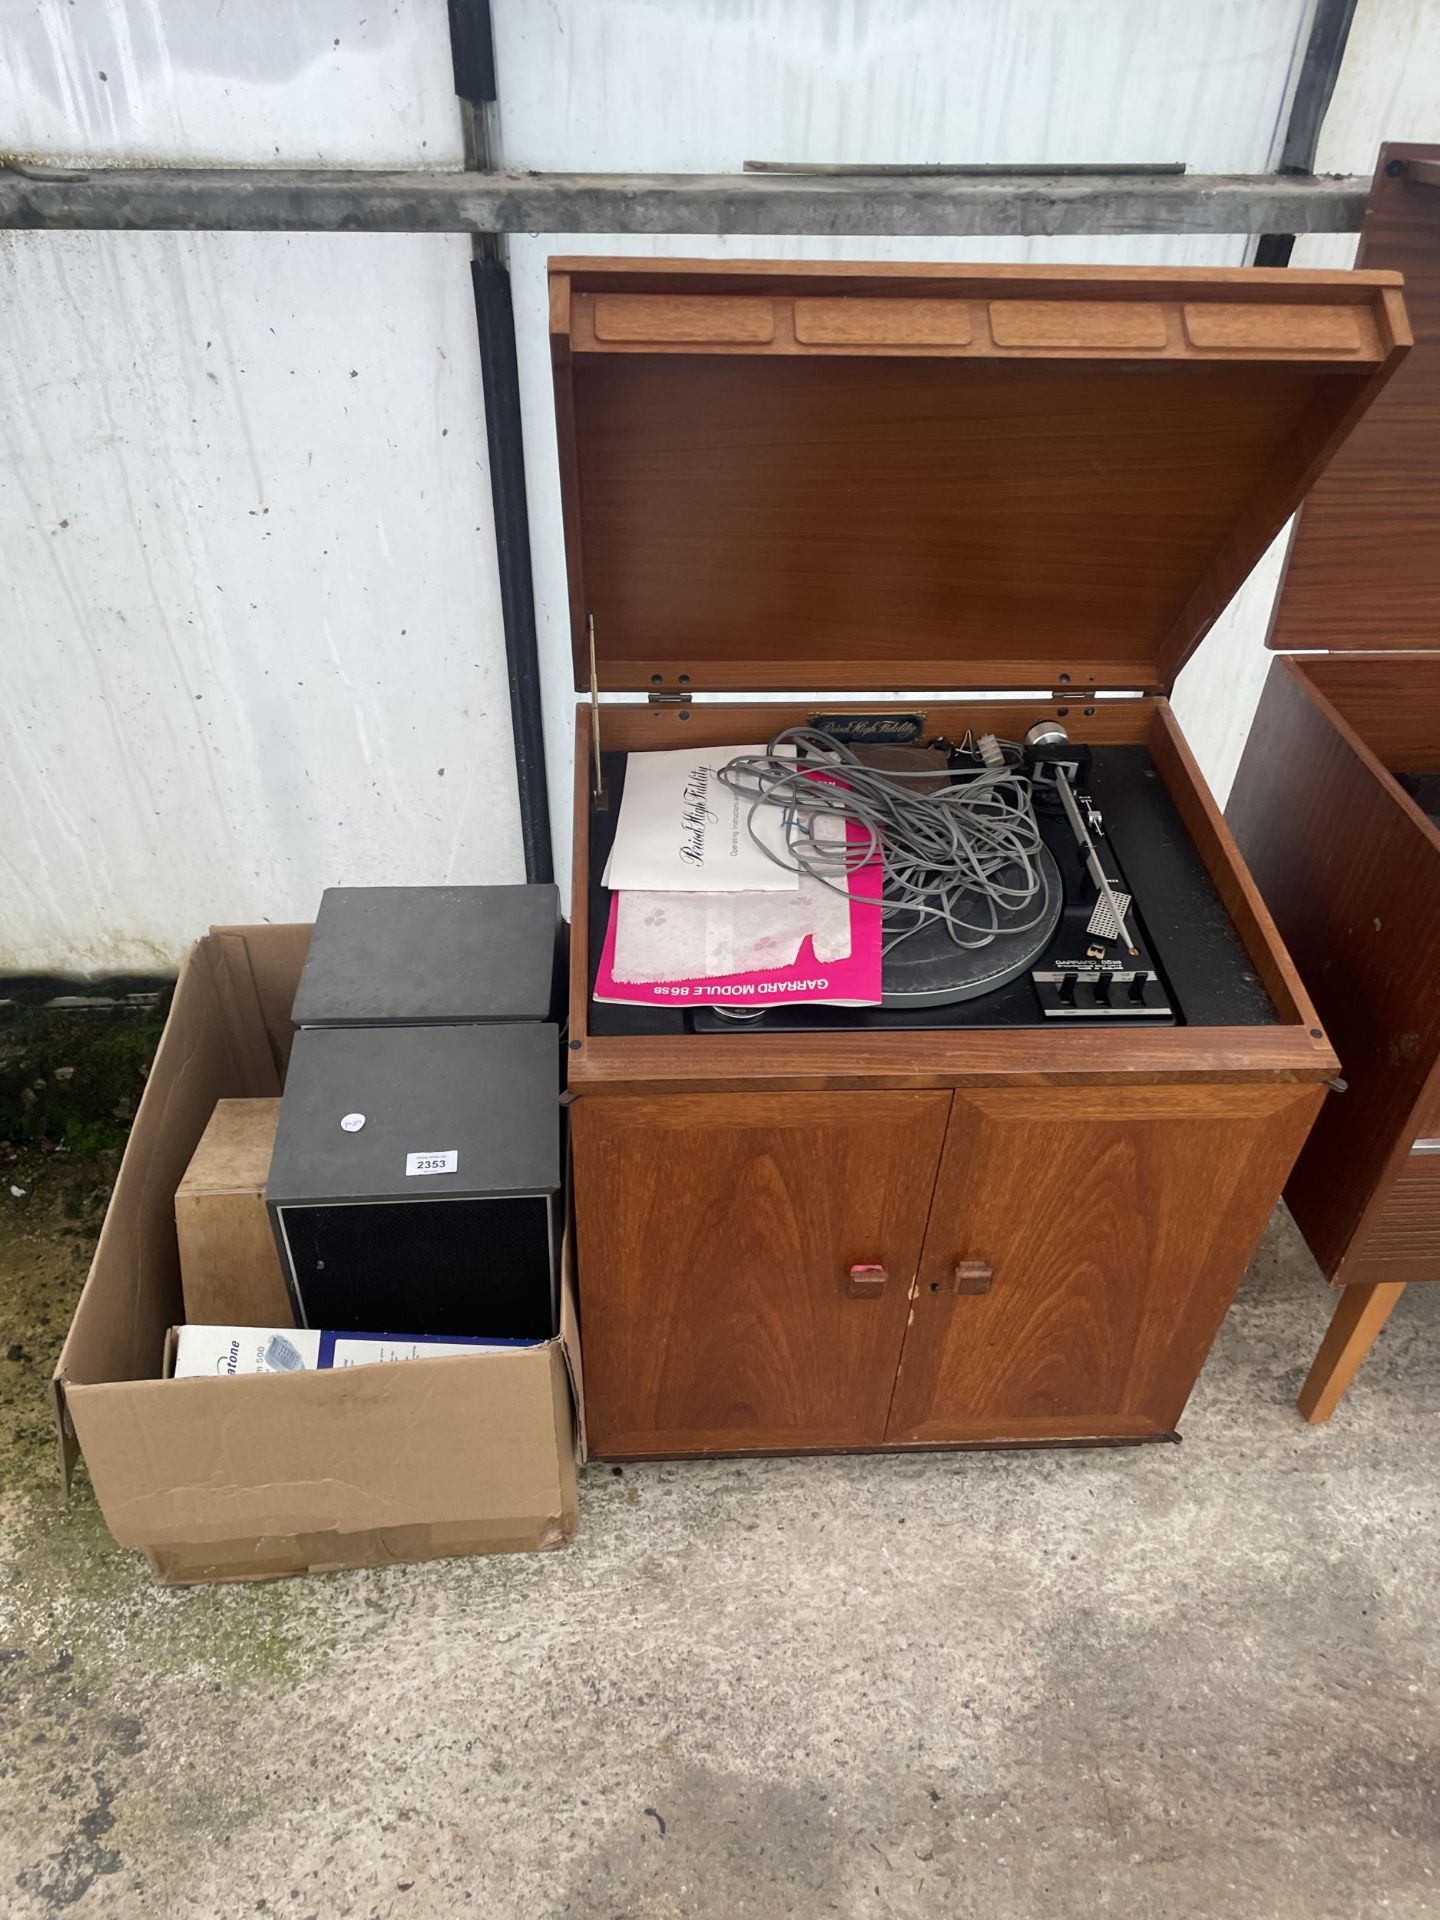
<box><xmin>602</xmin><ymin>744</ymin><xmax>798</xmax><ymax>892</ymax></box>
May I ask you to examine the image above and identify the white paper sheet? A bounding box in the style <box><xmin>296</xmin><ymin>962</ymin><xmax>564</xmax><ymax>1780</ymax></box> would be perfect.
<box><xmin>612</xmin><ymin>815</ymin><xmax>852</xmax><ymax>982</ymax></box>
<box><xmin>603</xmin><ymin>744</ymin><xmax>798</xmax><ymax>892</ymax></box>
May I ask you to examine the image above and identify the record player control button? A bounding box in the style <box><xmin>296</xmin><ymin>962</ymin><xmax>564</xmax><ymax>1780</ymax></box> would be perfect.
<box><xmin>1129</xmin><ymin>972</ymin><xmax>1149</xmax><ymax>1004</ymax></box>
<box><xmin>1059</xmin><ymin>970</ymin><xmax>1078</xmax><ymax>1005</ymax></box>
<box><xmin>1095</xmin><ymin>970</ymin><xmax>1113</xmax><ymax>1004</ymax></box>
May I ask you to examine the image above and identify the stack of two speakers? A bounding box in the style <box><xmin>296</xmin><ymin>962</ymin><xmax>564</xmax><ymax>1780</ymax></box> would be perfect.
<box><xmin>266</xmin><ymin>886</ymin><xmax>562</xmax><ymax>1342</ymax></box>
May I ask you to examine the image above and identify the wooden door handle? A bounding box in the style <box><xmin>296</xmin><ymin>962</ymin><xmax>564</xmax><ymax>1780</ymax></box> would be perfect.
<box><xmin>952</xmin><ymin>1259</ymin><xmax>994</xmax><ymax>1296</ymax></box>
<box><xmin>846</xmin><ymin>1263</ymin><xmax>888</xmax><ymax>1300</ymax></box>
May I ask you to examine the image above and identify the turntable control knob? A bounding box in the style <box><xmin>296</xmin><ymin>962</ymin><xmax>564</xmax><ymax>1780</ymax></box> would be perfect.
<box><xmin>1129</xmin><ymin>972</ymin><xmax>1149</xmax><ymax>1004</ymax></box>
<box><xmin>1095</xmin><ymin>970</ymin><xmax>1113</xmax><ymax>1004</ymax></box>
<box><xmin>1059</xmin><ymin>970</ymin><xmax>1078</xmax><ymax>1005</ymax></box>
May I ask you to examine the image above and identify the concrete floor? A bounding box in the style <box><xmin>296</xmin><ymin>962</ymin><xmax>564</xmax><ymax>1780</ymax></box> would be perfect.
<box><xmin>3</xmin><ymin>1173</ymin><xmax>1439</xmax><ymax>1920</ymax></box>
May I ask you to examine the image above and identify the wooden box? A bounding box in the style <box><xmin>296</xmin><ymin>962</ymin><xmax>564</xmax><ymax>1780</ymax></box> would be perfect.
<box><xmin>1228</xmin><ymin>146</ymin><xmax>1440</xmax><ymax>1419</ymax></box>
<box><xmin>548</xmin><ymin>254</ymin><xmax>1410</xmax><ymax>1459</ymax></box>
<box><xmin>175</xmin><ymin>1097</ymin><xmax>293</xmax><ymax>1328</ymax></box>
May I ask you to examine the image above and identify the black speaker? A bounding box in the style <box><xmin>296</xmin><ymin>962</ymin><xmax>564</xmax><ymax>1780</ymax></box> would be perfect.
<box><xmin>266</xmin><ymin>1023</ymin><xmax>560</xmax><ymax>1340</ymax></box>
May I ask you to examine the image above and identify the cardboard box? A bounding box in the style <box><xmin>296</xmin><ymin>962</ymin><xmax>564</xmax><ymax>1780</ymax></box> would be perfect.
<box><xmin>51</xmin><ymin>925</ymin><xmax>584</xmax><ymax>1586</ymax></box>
<box><xmin>175</xmin><ymin>1098</ymin><xmax>292</xmax><ymax>1327</ymax></box>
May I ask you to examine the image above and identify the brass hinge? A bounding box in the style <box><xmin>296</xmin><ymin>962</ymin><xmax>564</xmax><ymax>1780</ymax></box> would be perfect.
<box><xmin>647</xmin><ymin>690</ymin><xmax>692</xmax><ymax>707</ymax></box>
<box><xmin>1047</xmin><ymin>689</ymin><xmax>1164</xmax><ymax>704</ymax></box>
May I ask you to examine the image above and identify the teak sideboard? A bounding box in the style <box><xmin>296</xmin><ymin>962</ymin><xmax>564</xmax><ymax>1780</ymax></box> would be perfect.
<box><xmin>550</xmin><ymin>256</ymin><xmax>1410</xmax><ymax>1460</ymax></box>
<box><xmin>1229</xmin><ymin>145</ymin><xmax>1440</xmax><ymax>1420</ymax></box>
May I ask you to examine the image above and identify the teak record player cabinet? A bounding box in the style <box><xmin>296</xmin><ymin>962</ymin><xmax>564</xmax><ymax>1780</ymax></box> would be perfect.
<box><xmin>551</xmin><ymin>256</ymin><xmax>1409</xmax><ymax>1460</ymax></box>
<box><xmin>1229</xmin><ymin>145</ymin><xmax>1440</xmax><ymax>1420</ymax></box>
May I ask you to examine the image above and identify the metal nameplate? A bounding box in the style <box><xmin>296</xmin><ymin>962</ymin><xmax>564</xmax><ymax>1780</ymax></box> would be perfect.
<box><xmin>810</xmin><ymin>711</ymin><xmax>927</xmax><ymax>744</ymax></box>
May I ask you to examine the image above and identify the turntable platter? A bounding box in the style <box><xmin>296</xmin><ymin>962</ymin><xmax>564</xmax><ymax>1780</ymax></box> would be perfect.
<box><xmin>880</xmin><ymin>844</ymin><xmax>1063</xmax><ymax>1008</ymax></box>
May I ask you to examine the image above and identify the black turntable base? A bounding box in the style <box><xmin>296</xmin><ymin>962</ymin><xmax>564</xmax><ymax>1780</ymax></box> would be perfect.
<box><xmin>876</xmin><ymin>841</ymin><xmax>1064</xmax><ymax>1009</ymax></box>
<box><xmin>586</xmin><ymin>746</ymin><xmax>1279</xmax><ymax>1036</ymax></box>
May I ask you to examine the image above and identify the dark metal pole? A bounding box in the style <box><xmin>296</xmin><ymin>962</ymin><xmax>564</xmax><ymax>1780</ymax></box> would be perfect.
<box><xmin>471</xmin><ymin>253</ymin><xmax>553</xmax><ymax>884</ymax></box>
<box><xmin>448</xmin><ymin>0</ymin><xmax>554</xmax><ymax>884</ymax></box>
<box><xmin>1254</xmin><ymin>0</ymin><xmax>1359</xmax><ymax>267</ymax></box>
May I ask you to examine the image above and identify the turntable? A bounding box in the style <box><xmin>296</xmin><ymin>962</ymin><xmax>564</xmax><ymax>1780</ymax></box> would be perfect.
<box><xmin>549</xmin><ymin>257</ymin><xmax>1407</xmax><ymax>1461</ymax></box>
<box><xmin>590</xmin><ymin>721</ymin><xmax>1280</xmax><ymax>1039</ymax></box>
<box><xmin>673</xmin><ymin>724</ymin><xmax>1184</xmax><ymax>1032</ymax></box>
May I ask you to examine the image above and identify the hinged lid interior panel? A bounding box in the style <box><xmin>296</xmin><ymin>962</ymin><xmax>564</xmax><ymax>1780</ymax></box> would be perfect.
<box><xmin>1269</xmin><ymin>144</ymin><xmax>1440</xmax><ymax>657</ymax></box>
<box><xmin>550</xmin><ymin>260</ymin><xmax>1407</xmax><ymax>696</ymax></box>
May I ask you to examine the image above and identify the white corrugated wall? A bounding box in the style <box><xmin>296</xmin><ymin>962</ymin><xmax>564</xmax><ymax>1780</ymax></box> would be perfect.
<box><xmin>2</xmin><ymin>0</ymin><xmax>1435</xmax><ymax>969</ymax></box>
<box><xmin>0</xmin><ymin>1</ymin><xmax>523</xmax><ymax>974</ymax></box>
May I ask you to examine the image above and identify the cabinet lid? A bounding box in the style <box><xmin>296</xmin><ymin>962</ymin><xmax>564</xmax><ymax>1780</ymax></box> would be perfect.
<box><xmin>549</xmin><ymin>258</ymin><xmax>1407</xmax><ymax>696</ymax></box>
<box><xmin>1269</xmin><ymin>145</ymin><xmax>1440</xmax><ymax>658</ymax></box>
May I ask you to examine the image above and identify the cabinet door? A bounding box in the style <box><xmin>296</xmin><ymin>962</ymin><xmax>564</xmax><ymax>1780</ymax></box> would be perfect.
<box><xmin>887</xmin><ymin>1086</ymin><xmax>1320</xmax><ymax>1445</ymax></box>
<box><xmin>572</xmin><ymin>1092</ymin><xmax>950</xmax><ymax>1456</ymax></box>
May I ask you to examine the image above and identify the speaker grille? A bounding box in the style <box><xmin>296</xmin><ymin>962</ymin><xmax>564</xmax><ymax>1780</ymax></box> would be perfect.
<box><xmin>280</xmin><ymin>1196</ymin><xmax>554</xmax><ymax>1340</ymax></box>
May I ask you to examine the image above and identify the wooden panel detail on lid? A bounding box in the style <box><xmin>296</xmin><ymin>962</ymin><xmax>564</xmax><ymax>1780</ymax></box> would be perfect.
<box><xmin>593</xmin><ymin>294</ymin><xmax>775</xmax><ymax>345</ymax></box>
<box><xmin>1270</xmin><ymin>144</ymin><xmax>1440</xmax><ymax>654</ymax></box>
<box><xmin>1183</xmin><ymin>303</ymin><xmax>1371</xmax><ymax>353</ymax></box>
<box><xmin>990</xmin><ymin>301</ymin><xmax>1167</xmax><ymax>349</ymax></box>
<box><xmin>794</xmin><ymin>297</ymin><xmax>972</xmax><ymax>346</ymax></box>
<box><xmin>571</xmin><ymin>287</ymin><xmax>1396</xmax><ymax>364</ymax></box>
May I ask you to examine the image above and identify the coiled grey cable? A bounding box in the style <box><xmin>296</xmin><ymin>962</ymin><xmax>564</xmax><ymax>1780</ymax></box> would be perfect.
<box><xmin>716</xmin><ymin>726</ymin><xmax>1049</xmax><ymax>955</ymax></box>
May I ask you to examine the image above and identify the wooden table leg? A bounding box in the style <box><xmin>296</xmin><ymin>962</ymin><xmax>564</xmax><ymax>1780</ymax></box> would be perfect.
<box><xmin>1297</xmin><ymin>1281</ymin><xmax>1408</xmax><ymax>1424</ymax></box>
